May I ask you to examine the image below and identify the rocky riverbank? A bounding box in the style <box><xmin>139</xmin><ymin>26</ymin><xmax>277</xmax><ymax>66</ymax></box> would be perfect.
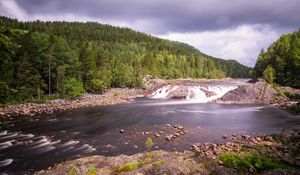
<box><xmin>0</xmin><ymin>88</ymin><xmax>144</xmax><ymax>118</ymax></box>
<box><xmin>35</xmin><ymin>130</ymin><xmax>300</xmax><ymax>175</ymax></box>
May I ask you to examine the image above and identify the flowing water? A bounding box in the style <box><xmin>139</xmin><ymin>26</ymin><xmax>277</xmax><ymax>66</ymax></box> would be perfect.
<box><xmin>0</xmin><ymin>81</ymin><xmax>300</xmax><ymax>174</ymax></box>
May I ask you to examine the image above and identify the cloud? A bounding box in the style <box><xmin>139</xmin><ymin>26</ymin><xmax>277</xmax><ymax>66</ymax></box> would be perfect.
<box><xmin>0</xmin><ymin>0</ymin><xmax>299</xmax><ymax>67</ymax></box>
<box><xmin>157</xmin><ymin>25</ymin><xmax>281</xmax><ymax>67</ymax></box>
<box><xmin>8</xmin><ymin>0</ymin><xmax>300</xmax><ymax>34</ymax></box>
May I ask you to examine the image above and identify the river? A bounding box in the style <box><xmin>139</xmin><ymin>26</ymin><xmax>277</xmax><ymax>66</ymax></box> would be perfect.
<box><xmin>0</xmin><ymin>82</ymin><xmax>300</xmax><ymax>174</ymax></box>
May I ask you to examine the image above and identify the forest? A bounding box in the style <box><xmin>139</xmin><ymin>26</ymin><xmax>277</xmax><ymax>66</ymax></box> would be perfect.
<box><xmin>0</xmin><ymin>16</ymin><xmax>251</xmax><ymax>104</ymax></box>
<box><xmin>254</xmin><ymin>30</ymin><xmax>300</xmax><ymax>88</ymax></box>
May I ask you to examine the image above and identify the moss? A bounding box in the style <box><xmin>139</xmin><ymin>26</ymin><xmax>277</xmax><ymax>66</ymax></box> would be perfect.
<box><xmin>68</xmin><ymin>166</ymin><xmax>78</xmax><ymax>175</ymax></box>
<box><xmin>112</xmin><ymin>162</ymin><xmax>138</xmax><ymax>173</ymax></box>
<box><xmin>219</xmin><ymin>152</ymin><xmax>292</xmax><ymax>171</ymax></box>
<box><xmin>87</xmin><ymin>166</ymin><xmax>97</xmax><ymax>175</ymax></box>
<box><xmin>113</xmin><ymin>92</ymin><xmax>122</xmax><ymax>97</ymax></box>
<box><xmin>152</xmin><ymin>159</ymin><xmax>165</xmax><ymax>167</ymax></box>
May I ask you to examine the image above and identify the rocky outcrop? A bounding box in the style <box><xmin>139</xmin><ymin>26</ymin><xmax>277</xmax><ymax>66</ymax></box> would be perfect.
<box><xmin>35</xmin><ymin>150</ymin><xmax>209</xmax><ymax>175</ymax></box>
<box><xmin>166</xmin><ymin>87</ymin><xmax>188</xmax><ymax>99</ymax></box>
<box><xmin>215</xmin><ymin>80</ymin><xmax>288</xmax><ymax>104</ymax></box>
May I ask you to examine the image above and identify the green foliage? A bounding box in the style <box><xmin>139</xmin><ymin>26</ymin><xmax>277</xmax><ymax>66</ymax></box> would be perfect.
<box><xmin>220</xmin><ymin>152</ymin><xmax>291</xmax><ymax>171</ymax></box>
<box><xmin>87</xmin><ymin>166</ymin><xmax>97</xmax><ymax>175</ymax></box>
<box><xmin>90</xmin><ymin>79</ymin><xmax>107</xmax><ymax>93</ymax></box>
<box><xmin>0</xmin><ymin>16</ymin><xmax>251</xmax><ymax>104</ymax></box>
<box><xmin>263</xmin><ymin>65</ymin><xmax>275</xmax><ymax>84</ymax></box>
<box><xmin>254</xmin><ymin>30</ymin><xmax>300</xmax><ymax>88</ymax></box>
<box><xmin>0</xmin><ymin>81</ymin><xmax>16</xmax><ymax>104</ymax></box>
<box><xmin>145</xmin><ymin>137</ymin><xmax>154</xmax><ymax>150</ymax></box>
<box><xmin>113</xmin><ymin>162</ymin><xmax>138</xmax><ymax>173</ymax></box>
<box><xmin>68</xmin><ymin>166</ymin><xmax>78</xmax><ymax>175</ymax></box>
<box><xmin>61</xmin><ymin>78</ymin><xmax>85</xmax><ymax>98</ymax></box>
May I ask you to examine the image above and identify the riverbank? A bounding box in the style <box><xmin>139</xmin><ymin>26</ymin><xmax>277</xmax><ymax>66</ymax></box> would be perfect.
<box><xmin>35</xmin><ymin>130</ymin><xmax>300</xmax><ymax>175</ymax></box>
<box><xmin>0</xmin><ymin>88</ymin><xmax>144</xmax><ymax>118</ymax></box>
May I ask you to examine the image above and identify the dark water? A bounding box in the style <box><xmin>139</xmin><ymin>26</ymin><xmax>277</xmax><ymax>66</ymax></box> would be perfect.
<box><xmin>0</xmin><ymin>99</ymin><xmax>300</xmax><ymax>174</ymax></box>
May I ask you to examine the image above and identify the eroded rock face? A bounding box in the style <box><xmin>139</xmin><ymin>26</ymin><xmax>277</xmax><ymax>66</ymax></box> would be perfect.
<box><xmin>166</xmin><ymin>87</ymin><xmax>189</xmax><ymax>99</ymax></box>
<box><xmin>215</xmin><ymin>81</ymin><xmax>288</xmax><ymax>104</ymax></box>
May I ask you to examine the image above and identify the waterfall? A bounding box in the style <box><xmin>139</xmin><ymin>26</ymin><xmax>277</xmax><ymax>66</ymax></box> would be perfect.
<box><xmin>150</xmin><ymin>85</ymin><xmax>237</xmax><ymax>103</ymax></box>
<box><xmin>186</xmin><ymin>86</ymin><xmax>207</xmax><ymax>100</ymax></box>
<box><xmin>151</xmin><ymin>85</ymin><xmax>178</xmax><ymax>99</ymax></box>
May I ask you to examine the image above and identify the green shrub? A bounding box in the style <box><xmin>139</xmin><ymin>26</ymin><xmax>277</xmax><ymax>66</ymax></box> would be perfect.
<box><xmin>113</xmin><ymin>162</ymin><xmax>137</xmax><ymax>173</ymax></box>
<box><xmin>90</xmin><ymin>79</ymin><xmax>107</xmax><ymax>93</ymax></box>
<box><xmin>87</xmin><ymin>166</ymin><xmax>97</xmax><ymax>175</ymax></box>
<box><xmin>220</xmin><ymin>152</ymin><xmax>290</xmax><ymax>171</ymax></box>
<box><xmin>61</xmin><ymin>78</ymin><xmax>85</xmax><ymax>98</ymax></box>
<box><xmin>263</xmin><ymin>65</ymin><xmax>275</xmax><ymax>84</ymax></box>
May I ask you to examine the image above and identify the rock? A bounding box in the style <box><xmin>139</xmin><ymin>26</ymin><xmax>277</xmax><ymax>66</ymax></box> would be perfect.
<box><xmin>154</xmin><ymin>133</ymin><xmax>160</xmax><ymax>137</ymax></box>
<box><xmin>248</xmin><ymin>166</ymin><xmax>255</xmax><ymax>173</ymax></box>
<box><xmin>145</xmin><ymin>132</ymin><xmax>150</xmax><ymax>135</ymax></box>
<box><xmin>133</xmin><ymin>145</ymin><xmax>139</xmax><ymax>149</ymax></box>
<box><xmin>119</xmin><ymin>129</ymin><xmax>125</xmax><ymax>133</ymax></box>
<box><xmin>223</xmin><ymin>135</ymin><xmax>227</xmax><ymax>139</ymax></box>
<box><xmin>174</xmin><ymin>133</ymin><xmax>180</xmax><ymax>137</ymax></box>
<box><xmin>242</xmin><ymin>134</ymin><xmax>250</xmax><ymax>139</ymax></box>
<box><xmin>295</xmin><ymin>160</ymin><xmax>300</xmax><ymax>167</ymax></box>
<box><xmin>177</xmin><ymin>126</ymin><xmax>184</xmax><ymax>130</ymax></box>
<box><xmin>166</xmin><ymin>124</ymin><xmax>172</xmax><ymax>127</ymax></box>
<box><xmin>255</xmin><ymin>137</ymin><xmax>262</xmax><ymax>142</ymax></box>
<box><xmin>165</xmin><ymin>136</ymin><xmax>171</xmax><ymax>141</ymax></box>
<box><xmin>159</xmin><ymin>131</ymin><xmax>164</xmax><ymax>134</ymax></box>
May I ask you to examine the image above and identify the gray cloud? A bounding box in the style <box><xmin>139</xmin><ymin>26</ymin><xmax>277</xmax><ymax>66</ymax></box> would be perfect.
<box><xmin>0</xmin><ymin>0</ymin><xmax>299</xmax><ymax>67</ymax></box>
<box><xmin>11</xmin><ymin>0</ymin><xmax>300</xmax><ymax>34</ymax></box>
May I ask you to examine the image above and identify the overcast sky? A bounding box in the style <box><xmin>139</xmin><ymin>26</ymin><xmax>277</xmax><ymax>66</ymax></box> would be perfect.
<box><xmin>1</xmin><ymin>0</ymin><xmax>299</xmax><ymax>67</ymax></box>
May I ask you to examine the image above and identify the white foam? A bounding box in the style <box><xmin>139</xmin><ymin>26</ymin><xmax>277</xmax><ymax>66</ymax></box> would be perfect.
<box><xmin>0</xmin><ymin>159</ymin><xmax>13</xmax><ymax>167</ymax></box>
<box><xmin>62</xmin><ymin>140</ymin><xmax>80</xmax><ymax>146</ymax></box>
<box><xmin>0</xmin><ymin>131</ymin><xmax>8</xmax><ymax>136</ymax></box>
<box><xmin>150</xmin><ymin>85</ymin><xmax>237</xmax><ymax>103</ymax></box>
<box><xmin>151</xmin><ymin>85</ymin><xmax>178</xmax><ymax>99</ymax></box>
<box><xmin>0</xmin><ymin>140</ymin><xmax>14</xmax><ymax>150</ymax></box>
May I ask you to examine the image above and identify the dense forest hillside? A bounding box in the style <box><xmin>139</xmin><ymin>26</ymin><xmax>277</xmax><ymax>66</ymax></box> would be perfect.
<box><xmin>254</xmin><ymin>30</ymin><xmax>300</xmax><ymax>88</ymax></box>
<box><xmin>0</xmin><ymin>16</ymin><xmax>250</xmax><ymax>104</ymax></box>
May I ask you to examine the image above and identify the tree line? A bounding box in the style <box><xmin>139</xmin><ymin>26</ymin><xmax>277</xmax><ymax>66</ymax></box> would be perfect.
<box><xmin>254</xmin><ymin>30</ymin><xmax>300</xmax><ymax>88</ymax></box>
<box><xmin>0</xmin><ymin>16</ymin><xmax>251</xmax><ymax>104</ymax></box>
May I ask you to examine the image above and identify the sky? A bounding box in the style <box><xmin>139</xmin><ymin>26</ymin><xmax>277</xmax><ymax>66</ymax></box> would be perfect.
<box><xmin>0</xmin><ymin>0</ymin><xmax>299</xmax><ymax>67</ymax></box>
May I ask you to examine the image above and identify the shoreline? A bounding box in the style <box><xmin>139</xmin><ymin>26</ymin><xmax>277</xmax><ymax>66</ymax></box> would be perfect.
<box><xmin>0</xmin><ymin>88</ymin><xmax>144</xmax><ymax>118</ymax></box>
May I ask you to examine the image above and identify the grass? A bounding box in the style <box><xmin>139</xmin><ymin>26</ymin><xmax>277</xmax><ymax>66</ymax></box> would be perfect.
<box><xmin>68</xmin><ymin>166</ymin><xmax>78</xmax><ymax>175</ymax></box>
<box><xmin>112</xmin><ymin>162</ymin><xmax>138</xmax><ymax>173</ymax></box>
<box><xmin>88</xmin><ymin>166</ymin><xmax>97</xmax><ymax>175</ymax></box>
<box><xmin>219</xmin><ymin>151</ymin><xmax>292</xmax><ymax>171</ymax></box>
<box><xmin>152</xmin><ymin>159</ymin><xmax>165</xmax><ymax>167</ymax></box>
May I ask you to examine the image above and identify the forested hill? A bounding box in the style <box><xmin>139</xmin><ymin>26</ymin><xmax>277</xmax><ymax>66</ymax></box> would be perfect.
<box><xmin>0</xmin><ymin>16</ymin><xmax>251</xmax><ymax>104</ymax></box>
<box><xmin>254</xmin><ymin>30</ymin><xmax>300</xmax><ymax>88</ymax></box>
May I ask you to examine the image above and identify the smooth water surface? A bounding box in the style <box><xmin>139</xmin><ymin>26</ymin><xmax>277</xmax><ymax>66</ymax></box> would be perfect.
<box><xmin>0</xmin><ymin>99</ymin><xmax>299</xmax><ymax>174</ymax></box>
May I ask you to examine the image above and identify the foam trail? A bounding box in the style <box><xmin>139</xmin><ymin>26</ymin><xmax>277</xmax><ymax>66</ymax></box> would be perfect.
<box><xmin>0</xmin><ymin>159</ymin><xmax>13</xmax><ymax>167</ymax></box>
